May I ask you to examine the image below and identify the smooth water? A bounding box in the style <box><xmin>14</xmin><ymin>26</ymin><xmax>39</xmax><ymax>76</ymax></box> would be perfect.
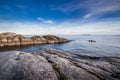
<box><xmin>0</xmin><ymin>35</ymin><xmax>120</xmax><ymax>57</ymax></box>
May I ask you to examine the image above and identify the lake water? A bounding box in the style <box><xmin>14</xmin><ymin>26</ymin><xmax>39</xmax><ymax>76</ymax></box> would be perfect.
<box><xmin>0</xmin><ymin>35</ymin><xmax>120</xmax><ymax>57</ymax></box>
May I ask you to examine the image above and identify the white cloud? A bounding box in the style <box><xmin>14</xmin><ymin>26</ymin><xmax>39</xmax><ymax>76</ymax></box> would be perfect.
<box><xmin>0</xmin><ymin>19</ymin><xmax>120</xmax><ymax>35</ymax></box>
<box><xmin>48</xmin><ymin>20</ymin><xmax>120</xmax><ymax>35</ymax></box>
<box><xmin>16</xmin><ymin>4</ymin><xmax>27</xmax><ymax>9</ymax></box>
<box><xmin>37</xmin><ymin>17</ymin><xmax>53</xmax><ymax>24</ymax></box>
<box><xmin>52</xmin><ymin>0</ymin><xmax>120</xmax><ymax>19</ymax></box>
<box><xmin>83</xmin><ymin>0</ymin><xmax>120</xmax><ymax>19</ymax></box>
<box><xmin>83</xmin><ymin>13</ymin><xmax>92</xmax><ymax>19</ymax></box>
<box><xmin>0</xmin><ymin>21</ymin><xmax>47</xmax><ymax>35</ymax></box>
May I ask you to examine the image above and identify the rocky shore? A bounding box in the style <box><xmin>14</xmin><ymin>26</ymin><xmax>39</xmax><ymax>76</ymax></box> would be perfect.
<box><xmin>0</xmin><ymin>32</ymin><xmax>68</xmax><ymax>47</ymax></box>
<box><xmin>0</xmin><ymin>48</ymin><xmax>120</xmax><ymax>80</ymax></box>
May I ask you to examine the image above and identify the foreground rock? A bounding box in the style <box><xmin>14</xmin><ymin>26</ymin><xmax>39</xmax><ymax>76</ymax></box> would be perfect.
<box><xmin>0</xmin><ymin>32</ymin><xmax>68</xmax><ymax>47</ymax></box>
<box><xmin>0</xmin><ymin>49</ymin><xmax>120</xmax><ymax>80</ymax></box>
<box><xmin>0</xmin><ymin>51</ymin><xmax>58</xmax><ymax>80</ymax></box>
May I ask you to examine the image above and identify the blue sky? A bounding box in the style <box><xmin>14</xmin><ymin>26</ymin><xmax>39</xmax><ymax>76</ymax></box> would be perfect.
<box><xmin>0</xmin><ymin>0</ymin><xmax>120</xmax><ymax>35</ymax></box>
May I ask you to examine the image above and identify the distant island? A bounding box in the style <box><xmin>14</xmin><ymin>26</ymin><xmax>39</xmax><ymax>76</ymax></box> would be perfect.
<box><xmin>80</xmin><ymin>34</ymin><xmax>91</xmax><ymax>36</ymax></box>
<box><xmin>0</xmin><ymin>32</ymin><xmax>69</xmax><ymax>47</ymax></box>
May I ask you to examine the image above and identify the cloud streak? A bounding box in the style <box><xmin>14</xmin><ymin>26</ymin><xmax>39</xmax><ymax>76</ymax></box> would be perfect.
<box><xmin>0</xmin><ymin>5</ymin><xmax>13</xmax><ymax>11</ymax></box>
<box><xmin>37</xmin><ymin>17</ymin><xmax>53</xmax><ymax>24</ymax></box>
<box><xmin>16</xmin><ymin>4</ymin><xmax>28</xmax><ymax>9</ymax></box>
<box><xmin>82</xmin><ymin>0</ymin><xmax>120</xmax><ymax>19</ymax></box>
<box><xmin>52</xmin><ymin>0</ymin><xmax>120</xmax><ymax>19</ymax></box>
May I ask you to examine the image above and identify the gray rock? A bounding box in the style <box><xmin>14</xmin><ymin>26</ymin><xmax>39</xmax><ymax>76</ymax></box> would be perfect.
<box><xmin>0</xmin><ymin>49</ymin><xmax>120</xmax><ymax>80</ymax></box>
<box><xmin>33</xmin><ymin>49</ymin><xmax>120</xmax><ymax>80</ymax></box>
<box><xmin>0</xmin><ymin>51</ymin><xmax>58</xmax><ymax>80</ymax></box>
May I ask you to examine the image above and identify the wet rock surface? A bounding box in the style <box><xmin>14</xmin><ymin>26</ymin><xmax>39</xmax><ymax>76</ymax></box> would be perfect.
<box><xmin>0</xmin><ymin>32</ymin><xmax>69</xmax><ymax>47</ymax></box>
<box><xmin>0</xmin><ymin>48</ymin><xmax>120</xmax><ymax>80</ymax></box>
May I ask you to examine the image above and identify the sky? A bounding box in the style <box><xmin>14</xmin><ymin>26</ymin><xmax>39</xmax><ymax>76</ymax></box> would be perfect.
<box><xmin>0</xmin><ymin>0</ymin><xmax>120</xmax><ymax>35</ymax></box>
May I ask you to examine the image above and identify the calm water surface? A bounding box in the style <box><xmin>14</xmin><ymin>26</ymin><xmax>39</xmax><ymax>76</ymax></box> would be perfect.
<box><xmin>0</xmin><ymin>35</ymin><xmax>120</xmax><ymax>57</ymax></box>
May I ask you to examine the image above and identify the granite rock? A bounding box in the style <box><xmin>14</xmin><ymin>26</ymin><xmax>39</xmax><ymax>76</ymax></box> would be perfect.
<box><xmin>0</xmin><ymin>48</ymin><xmax>119</xmax><ymax>80</ymax></box>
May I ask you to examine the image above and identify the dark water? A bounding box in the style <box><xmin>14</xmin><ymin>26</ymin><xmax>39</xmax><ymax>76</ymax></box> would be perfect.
<box><xmin>0</xmin><ymin>35</ymin><xmax>120</xmax><ymax>57</ymax></box>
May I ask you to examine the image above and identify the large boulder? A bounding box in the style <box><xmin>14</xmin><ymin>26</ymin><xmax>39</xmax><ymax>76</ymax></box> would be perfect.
<box><xmin>33</xmin><ymin>49</ymin><xmax>120</xmax><ymax>80</ymax></box>
<box><xmin>0</xmin><ymin>51</ymin><xmax>58</xmax><ymax>80</ymax></box>
<box><xmin>0</xmin><ymin>49</ymin><xmax>119</xmax><ymax>80</ymax></box>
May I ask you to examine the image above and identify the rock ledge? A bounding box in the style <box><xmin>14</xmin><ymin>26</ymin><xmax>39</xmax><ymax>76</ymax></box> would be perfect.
<box><xmin>0</xmin><ymin>49</ymin><xmax>120</xmax><ymax>80</ymax></box>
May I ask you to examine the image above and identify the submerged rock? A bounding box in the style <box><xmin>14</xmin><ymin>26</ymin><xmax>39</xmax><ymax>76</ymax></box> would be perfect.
<box><xmin>0</xmin><ymin>49</ymin><xmax>120</xmax><ymax>80</ymax></box>
<box><xmin>0</xmin><ymin>32</ymin><xmax>69</xmax><ymax>47</ymax></box>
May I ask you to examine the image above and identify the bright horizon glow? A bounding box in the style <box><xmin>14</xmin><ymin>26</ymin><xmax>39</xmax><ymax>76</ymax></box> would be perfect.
<box><xmin>0</xmin><ymin>0</ymin><xmax>120</xmax><ymax>35</ymax></box>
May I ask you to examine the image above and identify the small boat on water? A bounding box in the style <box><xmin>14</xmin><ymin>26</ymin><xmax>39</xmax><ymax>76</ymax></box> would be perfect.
<box><xmin>88</xmin><ymin>40</ymin><xmax>96</xmax><ymax>42</ymax></box>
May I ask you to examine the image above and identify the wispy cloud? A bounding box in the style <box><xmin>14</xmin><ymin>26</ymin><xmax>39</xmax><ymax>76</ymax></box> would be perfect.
<box><xmin>37</xmin><ymin>17</ymin><xmax>53</xmax><ymax>24</ymax></box>
<box><xmin>0</xmin><ymin>19</ymin><xmax>120</xmax><ymax>35</ymax></box>
<box><xmin>51</xmin><ymin>0</ymin><xmax>80</xmax><ymax>13</ymax></box>
<box><xmin>0</xmin><ymin>4</ymin><xmax>28</xmax><ymax>11</ymax></box>
<box><xmin>52</xmin><ymin>0</ymin><xmax>120</xmax><ymax>19</ymax></box>
<box><xmin>16</xmin><ymin>4</ymin><xmax>27</xmax><ymax>9</ymax></box>
<box><xmin>82</xmin><ymin>0</ymin><xmax>120</xmax><ymax>19</ymax></box>
<box><xmin>0</xmin><ymin>21</ymin><xmax>46</xmax><ymax>35</ymax></box>
<box><xmin>0</xmin><ymin>5</ymin><xmax>13</xmax><ymax>11</ymax></box>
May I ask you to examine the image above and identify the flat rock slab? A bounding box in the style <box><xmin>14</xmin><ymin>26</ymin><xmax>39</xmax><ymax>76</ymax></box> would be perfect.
<box><xmin>0</xmin><ymin>49</ymin><xmax>120</xmax><ymax>80</ymax></box>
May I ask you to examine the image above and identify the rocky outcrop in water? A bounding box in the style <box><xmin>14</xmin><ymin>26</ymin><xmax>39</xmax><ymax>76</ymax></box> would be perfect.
<box><xmin>0</xmin><ymin>32</ymin><xmax>68</xmax><ymax>47</ymax></box>
<box><xmin>0</xmin><ymin>49</ymin><xmax>120</xmax><ymax>80</ymax></box>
